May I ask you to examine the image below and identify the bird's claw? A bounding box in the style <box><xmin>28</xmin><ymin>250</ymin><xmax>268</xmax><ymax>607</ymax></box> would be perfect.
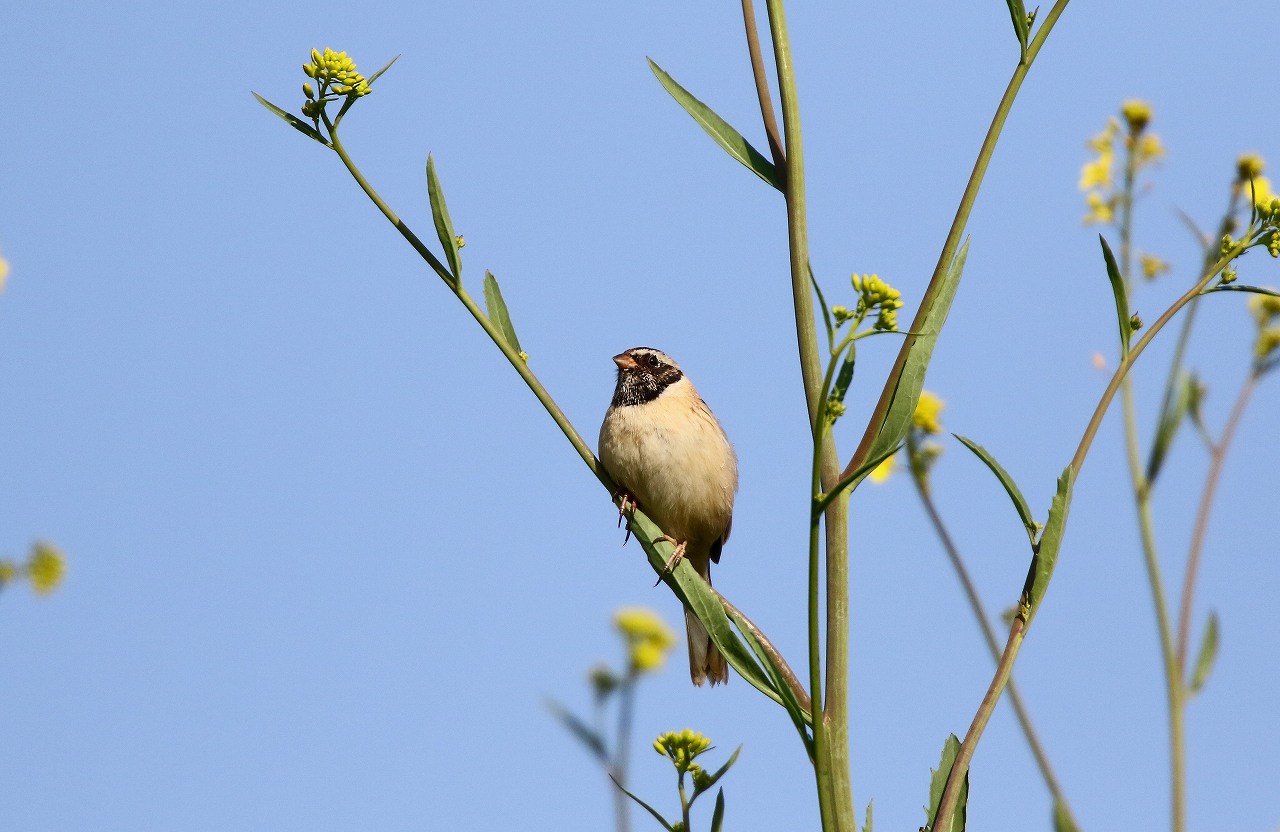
<box><xmin>615</xmin><ymin>491</ymin><xmax>638</xmax><ymax>545</ymax></box>
<box><xmin>652</xmin><ymin>536</ymin><xmax>687</xmax><ymax>586</ymax></box>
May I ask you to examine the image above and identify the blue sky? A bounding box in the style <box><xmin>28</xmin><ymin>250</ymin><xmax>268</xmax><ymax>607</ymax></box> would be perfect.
<box><xmin>3</xmin><ymin>2</ymin><xmax>1276</xmax><ymax>830</ymax></box>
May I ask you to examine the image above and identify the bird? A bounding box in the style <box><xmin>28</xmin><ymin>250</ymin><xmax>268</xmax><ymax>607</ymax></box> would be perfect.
<box><xmin>598</xmin><ymin>347</ymin><xmax>738</xmax><ymax>686</ymax></box>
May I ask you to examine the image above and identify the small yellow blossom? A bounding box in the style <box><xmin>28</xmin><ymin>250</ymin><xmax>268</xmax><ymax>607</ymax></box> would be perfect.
<box><xmin>1248</xmin><ymin>292</ymin><xmax>1280</xmax><ymax>362</ymax></box>
<box><xmin>26</xmin><ymin>542</ymin><xmax>65</xmax><ymax>594</ymax></box>
<box><xmin>0</xmin><ymin>560</ymin><xmax>16</xmax><ymax>585</ymax></box>
<box><xmin>1079</xmin><ymin>154</ymin><xmax>1113</xmax><ymax>191</ymax></box>
<box><xmin>851</xmin><ymin>273</ymin><xmax>903</xmax><ymax>332</ymax></box>
<box><xmin>0</xmin><ymin>248</ymin><xmax>8</xmax><ymax>293</ymax></box>
<box><xmin>868</xmin><ymin>454</ymin><xmax>896</xmax><ymax>484</ymax></box>
<box><xmin>1140</xmin><ymin>253</ymin><xmax>1171</xmax><ymax>280</ymax></box>
<box><xmin>1237</xmin><ymin>153</ymin><xmax>1266</xmax><ymax>182</ymax></box>
<box><xmin>303</xmin><ymin>47</ymin><xmax>371</xmax><ymax>98</ymax></box>
<box><xmin>912</xmin><ymin>391</ymin><xmax>945</xmax><ymax>435</ymax></box>
<box><xmin>1121</xmin><ymin>99</ymin><xmax>1153</xmax><ymax>134</ymax></box>
<box><xmin>1083</xmin><ymin>191</ymin><xmax>1114</xmax><ymax>225</ymax></box>
<box><xmin>615</xmin><ymin>607</ymin><xmax>677</xmax><ymax>673</ymax></box>
<box><xmin>1136</xmin><ymin>134</ymin><xmax>1165</xmax><ymax>165</ymax></box>
<box><xmin>1240</xmin><ymin>175</ymin><xmax>1275</xmax><ymax>209</ymax></box>
<box><xmin>1087</xmin><ymin>118</ymin><xmax>1119</xmax><ymax>153</ymax></box>
<box><xmin>653</xmin><ymin>729</ymin><xmax>712</xmax><ymax>773</ymax></box>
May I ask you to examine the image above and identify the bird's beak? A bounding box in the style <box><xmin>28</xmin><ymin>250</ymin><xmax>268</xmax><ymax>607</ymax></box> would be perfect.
<box><xmin>613</xmin><ymin>352</ymin><xmax>638</xmax><ymax>370</ymax></box>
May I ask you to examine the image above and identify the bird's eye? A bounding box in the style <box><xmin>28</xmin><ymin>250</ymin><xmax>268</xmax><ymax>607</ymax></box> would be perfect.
<box><xmin>645</xmin><ymin>354</ymin><xmax>661</xmax><ymax>369</ymax></box>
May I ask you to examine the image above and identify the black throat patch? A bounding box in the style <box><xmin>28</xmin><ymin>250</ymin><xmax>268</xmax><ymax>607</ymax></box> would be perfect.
<box><xmin>611</xmin><ymin>351</ymin><xmax>684</xmax><ymax>407</ymax></box>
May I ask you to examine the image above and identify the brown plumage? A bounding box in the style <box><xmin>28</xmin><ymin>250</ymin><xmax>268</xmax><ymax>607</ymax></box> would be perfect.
<box><xmin>598</xmin><ymin>347</ymin><xmax>738</xmax><ymax>686</ymax></box>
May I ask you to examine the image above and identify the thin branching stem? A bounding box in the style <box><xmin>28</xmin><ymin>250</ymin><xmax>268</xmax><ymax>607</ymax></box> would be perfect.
<box><xmin>739</xmin><ymin>0</ymin><xmax>786</xmax><ymax>170</ymax></box>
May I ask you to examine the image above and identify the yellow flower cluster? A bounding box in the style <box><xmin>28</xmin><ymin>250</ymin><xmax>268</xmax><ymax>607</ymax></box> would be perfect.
<box><xmin>303</xmin><ymin>48</ymin><xmax>371</xmax><ymax>97</ymax></box>
<box><xmin>911</xmin><ymin>390</ymin><xmax>945</xmax><ymax>435</ymax></box>
<box><xmin>1249</xmin><ymin>292</ymin><xmax>1280</xmax><ymax>362</ymax></box>
<box><xmin>851</xmin><ymin>273</ymin><xmax>904</xmax><ymax>332</ymax></box>
<box><xmin>0</xmin><ymin>541</ymin><xmax>66</xmax><ymax>595</ymax></box>
<box><xmin>1080</xmin><ymin>102</ymin><xmax>1164</xmax><ymax>225</ymax></box>
<box><xmin>653</xmin><ymin>729</ymin><xmax>712</xmax><ymax>774</ymax></box>
<box><xmin>1140</xmin><ymin>253</ymin><xmax>1172</xmax><ymax>280</ymax></box>
<box><xmin>1235</xmin><ymin>153</ymin><xmax>1276</xmax><ymax>210</ymax></box>
<box><xmin>614</xmin><ymin>607</ymin><xmax>677</xmax><ymax>673</ymax></box>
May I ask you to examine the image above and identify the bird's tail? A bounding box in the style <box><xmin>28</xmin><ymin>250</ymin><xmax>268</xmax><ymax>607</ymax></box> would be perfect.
<box><xmin>686</xmin><ymin>605</ymin><xmax>728</xmax><ymax>686</ymax></box>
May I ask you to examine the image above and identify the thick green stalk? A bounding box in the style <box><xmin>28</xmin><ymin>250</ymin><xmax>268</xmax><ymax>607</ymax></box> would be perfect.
<box><xmin>762</xmin><ymin>1</ymin><xmax>853</xmax><ymax>828</ymax></box>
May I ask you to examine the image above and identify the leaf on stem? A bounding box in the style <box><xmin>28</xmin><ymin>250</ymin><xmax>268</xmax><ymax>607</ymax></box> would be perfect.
<box><xmin>1099</xmin><ymin>235</ymin><xmax>1132</xmax><ymax>357</ymax></box>
<box><xmin>865</xmin><ymin>238</ymin><xmax>969</xmax><ymax>471</ymax></box>
<box><xmin>729</xmin><ymin>609</ymin><xmax>814</xmax><ymax>746</ymax></box>
<box><xmin>925</xmin><ymin>734</ymin><xmax>968</xmax><ymax>832</ymax></box>
<box><xmin>710</xmin><ymin>787</ymin><xmax>726</xmax><ymax>832</ymax></box>
<box><xmin>1022</xmin><ymin>466</ymin><xmax>1074</xmax><ymax>627</ymax></box>
<box><xmin>700</xmin><ymin>745</ymin><xmax>743</xmax><ymax>795</ymax></box>
<box><xmin>483</xmin><ymin>271</ymin><xmax>524</xmax><ymax>355</ymax></box>
<box><xmin>1188</xmin><ymin>611</ymin><xmax>1220</xmax><ymax>697</ymax></box>
<box><xmin>367</xmin><ymin>53</ymin><xmax>401</xmax><ymax>86</ymax></box>
<box><xmin>1004</xmin><ymin>0</ymin><xmax>1030</xmax><ymax>62</ymax></box>
<box><xmin>647</xmin><ymin>58</ymin><xmax>783</xmax><ymax>191</ymax></box>
<box><xmin>863</xmin><ymin>799</ymin><xmax>874</xmax><ymax>832</ymax></box>
<box><xmin>426</xmin><ymin>154</ymin><xmax>462</xmax><ymax>281</ymax></box>
<box><xmin>622</xmin><ymin>506</ymin><xmax>781</xmax><ymax>704</ymax></box>
<box><xmin>1145</xmin><ymin>370</ymin><xmax>1193</xmax><ymax>485</ymax></box>
<box><xmin>810</xmin><ymin>262</ymin><xmax>834</xmax><ymax>348</ymax></box>
<box><xmin>954</xmin><ymin>434</ymin><xmax>1038</xmax><ymax>544</ymax></box>
<box><xmin>544</xmin><ymin>697</ymin><xmax>608</xmax><ymax>762</ymax></box>
<box><xmin>609</xmin><ymin>775</ymin><xmax>676</xmax><ymax>832</ymax></box>
<box><xmin>829</xmin><ymin>345</ymin><xmax>857</xmax><ymax>410</ymax></box>
<box><xmin>1052</xmin><ymin>799</ymin><xmax>1080</xmax><ymax>832</ymax></box>
<box><xmin>252</xmin><ymin>92</ymin><xmax>330</xmax><ymax>146</ymax></box>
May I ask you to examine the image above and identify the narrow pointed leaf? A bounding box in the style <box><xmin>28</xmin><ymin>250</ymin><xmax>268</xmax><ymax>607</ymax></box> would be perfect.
<box><xmin>829</xmin><ymin>344</ymin><xmax>857</xmax><ymax>409</ymax></box>
<box><xmin>702</xmin><ymin>745</ymin><xmax>743</xmax><ymax>792</ymax></box>
<box><xmin>1201</xmin><ymin>284</ymin><xmax>1280</xmax><ymax>297</ymax></box>
<box><xmin>1022</xmin><ymin>466</ymin><xmax>1074</xmax><ymax>628</ymax></box>
<box><xmin>426</xmin><ymin>154</ymin><xmax>462</xmax><ymax>281</ymax></box>
<box><xmin>955</xmin><ymin>434</ymin><xmax>1038</xmax><ymax>543</ymax></box>
<box><xmin>544</xmin><ymin>698</ymin><xmax>608</xmax><ymax>761</ymax></box>
<box><xmin>483</xmin><ymin>271</ymin><xmax>523</xmax><ymax>354</ymax></box>
<box><xmin>609</xmin><ymin>775</ymin><xmax>676</xmax><ymax>832</ymax></box>
<box><xmin>925</xmin><ymin>734</ymin><xmax>968</xmax><ymax>832</ymax></box>
<box><xmin>867</xmin><ymin>238</ymin><xmax>969</xmax><ymax>467</ymax></box>
<box><xmin>863</xmin><ymin>800</ymin><xmax>873</xmax><ymax>832</ymax></box>
<box><xmin>810</xmin><ymin>262</ymin><xmax>834</xmax><ymax>346</ymax></box>
<box><xmin>622</xmin><ymin>506</ymin><xmax>780</xmax><ymax>705</ymax></box>
<box><xmin>367</xmin><ymin>53</ymin><xmax>401</xmax><ymax>86</ymax></box>
<box><xmin>647</xmin><ymin>58</ymin><xmax>782</xmax><ymax>191</ymax></box>
<box><xmin>1005</xmin><ymin>0</ymin><xmax>1030</xmax><ymax>61</ymax></box>
<box><xmin>1146</xmin><ymin>370</ymin><xmax>1192</xmax><ymax>485</ymax></box>
<box><xmin>1188</xmin><ymin>611</ymin><xmax>1220</xmax><ymax>696</ymax></box>
<box><xmin>1052</xmin><ymin>800</ymin><xmax>1080</xmax><ymax>832</ymax></box>
<box><xmin>825</xmin><ymin>440</ymin><xmax>903</xmax><ymax>505</ymax></box>
<box><xmin>252</xmin><ymin>92</ymin><xmax>329</xmax><ymax>145</ymax></box>
<box><xmin>710</xmin><ymin>788</ymin><xmax>726</xmax><ymax>832</ymax></box>
<box><xmin>1099</xmin><ymin>235</ymin><xmax>1132</xmax><ymax>356</ymax></box>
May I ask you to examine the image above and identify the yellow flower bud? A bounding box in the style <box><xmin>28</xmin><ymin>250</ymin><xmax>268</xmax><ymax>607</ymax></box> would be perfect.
<box><xmin>1121</xmin><ymin>99</ymin><xmax>1152</xmax><ymax>134</ymax></box>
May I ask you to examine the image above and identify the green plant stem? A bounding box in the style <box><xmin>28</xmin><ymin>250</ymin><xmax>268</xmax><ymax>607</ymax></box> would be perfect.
<box><xmin>614</xmin><ymin>676</ymin><xmax>636</xmax><ymax>832</ymax></box>
<box><xmin>326</xmin><ymin>128</ymin><xmax>606</xmax><ymax>486</ymax></box>
<box><xmin>762</xmin><ymin>1</ymin><xmax>852</xmax><ymax>827</ymax></box>
<box><xmin>841</xmin><ymin>0</ymin><xmax>1072</xmax><ymax>483</ymax></box>
<box><xmin>1116</xmin><ymin>129</ymin><xmax>1185</xmax><ymax>832</ymax></box>
<box><xmin>1176</xmin><ymin>370</ymin><xmax>1258</xmax><ymax>667</ymax></box>
<box><xmin>906</xmin><ymin>450</ymin><xmax>1079</xmax><ymax>829</ymax></box>
<box><xmin>739</xmin><ymin>0</ymin><xmax>785</xmax><ymax>170</ymax></box>
<box><xmin>934</xmin><ymin>618</ymin><xmax>1027</xmax><ymax>829</ymax></box>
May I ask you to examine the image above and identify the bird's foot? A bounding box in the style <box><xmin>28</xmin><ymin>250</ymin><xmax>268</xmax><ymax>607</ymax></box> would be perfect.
<box><xmin>653</xmin><ymin>536</ymin><xmax>688</xmax><ymax>585</ymax></box>
<box><xmin>615</xmin><ymin>491</ymin><xmax>638</xmax><ymax>545</ymax></box>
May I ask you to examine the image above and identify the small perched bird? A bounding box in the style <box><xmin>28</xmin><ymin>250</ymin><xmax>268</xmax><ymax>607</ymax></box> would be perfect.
<box><xmin>598</xmin><ymin>347</ymin><xmax>738</xmax><ymax>686</ymax></box>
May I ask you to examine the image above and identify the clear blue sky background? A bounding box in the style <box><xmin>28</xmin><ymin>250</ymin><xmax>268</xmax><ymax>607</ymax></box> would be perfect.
<box><xmin>3</xmin><ymin>2</ymin><xmax>1276</xmax><ymax>830</ymax></box>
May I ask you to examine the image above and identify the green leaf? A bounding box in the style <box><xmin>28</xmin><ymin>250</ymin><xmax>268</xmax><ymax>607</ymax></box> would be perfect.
<box><xmin>1145</xmin><ymin>370</ymin><xmax>1193</xmax><ymax>485</ymax></box>
<box><xmin>1201</xmin><ymin>284</ymin><xmax>1280</xmax><ymax>297</ymax></box>
<box><xmin>925</xmin><ymin>734</ymin><xmax>968</xmax><ymax>832</ymax></box>
<box><xmin>1022</xmin><ymin>466</ymin><xmax>1074</xmax><ymax>628</ymax></box>
<box><xmin>252</xmin><ymin>92</ymin><xmax>329</xmax><ymax>145</ymax></box>
<box><xmin>1005</xmin><ymin>0</ymin><xmax>1030</xmax><ymax>62</ymax></box>
<box><xmin>622</xmin><ymin>506</ymin><xmax>781</xmax><ymax>706</ymax></box>
<box><xmin>866</xmin><ymin>238</ymin><xmax>969</xmax><ymax>468</ymax></box>
<box><xmin>710</xmin><ymin>788</ymin><xmax>726</xmax><ymax>832</ymax></box>
<box><xmin>647</xmin><ymin>58</ymin><xmax>783</xmax><ymax>191</ymax></box>
<box><xmin>367</xmin><ymin>53</ymin><xmax>401</xmax><ymax>86</ymax></box>
<box><xmin>829</xmin><ymin>344</ymin><xmax>857</xmax><ymax>408</ymax></box>
<box><xmin>1099</xmin><ymin>235</ymin><xmax>1132</xmax><ymax>357</ymax></box>
<box><xmin>822</xmin><ymin>440</ymin><xmax>903</xmax><ymax>508</ymax></box>
<box><xmin>863</xmin><ymin>799</ymin><xmax>874</xmax><ymax>832</ymax></box>
<box><xmin>810</xmin><ymin>262</ymin><xmax>834</xmax><ymax>347</ymax></box>
<box><xmin>426</xmin><ymin>154</ymin><xmax>462</xmax><ymax>281</ymax></box>
<box><xmin>1052</xmin><ymin>800</ymin><xmax>1080</xmax><ymax>832</ymax></box>
<box><xmin>730</xmin><ymin>608</ymin><xmax>814</xmax><ymax>744</ymax></box>
<box><xmin>954</xmin><ymin>434</ymin><xmax>1038</xmax><ymax>544</ymax></box>
<box><xmin>544</xmin><ymin>698</ymin><xmax>608</xmax><ymax>761</ymax></box>
<box><xmin>483</xmin><ymin>271</ymin><xmax>524</xmax><ymax>355</ymax></box>
<box><xmin>610</xmin><ymin>775</ymin><xmax>676</xmax><ymax>832</ymax></box>
<box><xmin>1188</xmin><ymin>611</ymin><xmax>1220</xmax><ymax>697</ymax></box>
<box><xmin>700</xmin><ymin>745</ymin><xmax>743</xmax><ymax>794</ymax></box>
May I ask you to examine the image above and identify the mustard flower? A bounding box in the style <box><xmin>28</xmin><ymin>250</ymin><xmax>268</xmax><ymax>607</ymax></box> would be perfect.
<box><xmin>653</xmin><ymin>729</ymin><xmax>712</xmax><ymax>774</ymax></box>
<box><xmin>615</xmin><ymin>607</ymin><xmax>677</xmax><ymax>673</ymax></box>
<box><xmin>912</xmin><ymin>391</ymin><xmax>945</xmax><ymax>435</ymax></box>
<box><xmin>1083</xmin><ymin>192</ymin><xmax>1114</xmax><ymax>225</ymax></box>
<box><xmin>26</xmin><ymin>542</ymin><xmax>65</xmax><ymax>595</ymax></box>
<box><xmin>1140</xmin><ymin>253</ymin><xmax>1171</xmax><ymax>280</ymax></box>
<box><xmin>868</xmin><ymin>454</ymin><xmax>895</xmax><ymax>484</ymax></box>
<box><xmin>1121</xmin><ymin>99</ymin><xmax>1153</xmax><ymax>134</ymax></box>
<box><xmin>851</xmin><ymin>273</ymin><xmax>903</xmax><ymax>332</ymax></box>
